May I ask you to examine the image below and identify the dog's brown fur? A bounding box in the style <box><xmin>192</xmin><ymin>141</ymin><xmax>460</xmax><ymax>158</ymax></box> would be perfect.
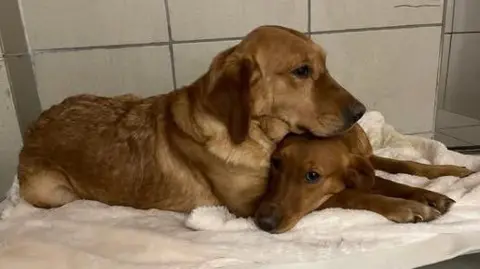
<box><xmin>18</xmin><ymin>26</ymin><xmax>366</xmax><ymax>218</ymax></box>
<box><xmin>256</xmin><ymin>124</ymin><xmax>473</xmax><ymax>233</ymax></box>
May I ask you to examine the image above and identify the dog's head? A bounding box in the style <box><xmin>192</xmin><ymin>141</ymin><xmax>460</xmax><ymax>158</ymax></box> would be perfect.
<box><xmin>254</xmin><ymin>134</ymin><xmax>375</xmax><ymax>233</ymax></box>
<box><xmin>204</xmin><ymin>25</ymin><xmax>366</xmax><ymax>144</ymax></box>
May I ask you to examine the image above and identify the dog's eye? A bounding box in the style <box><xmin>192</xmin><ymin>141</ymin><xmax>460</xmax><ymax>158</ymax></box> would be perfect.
<box><xmin>291</xmin><ymin>65</ymin><xmax>312</xmax><ymax>78</ymax></box>
<box><xmin>271</xmin><ymin>157</ymin><xmax>282</xmax><ymax>170</ymax></box>
<box><xmin>305</xmin><ymin>171</ymin><xmax>321</xmax><ymax>183</ymax></box>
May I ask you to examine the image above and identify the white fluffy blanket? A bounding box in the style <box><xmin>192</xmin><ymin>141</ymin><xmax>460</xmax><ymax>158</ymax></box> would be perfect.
<box><xmin>2</xmin><ymin>111</ymin><xmax>480</xmax><ymax>269</ymax></box>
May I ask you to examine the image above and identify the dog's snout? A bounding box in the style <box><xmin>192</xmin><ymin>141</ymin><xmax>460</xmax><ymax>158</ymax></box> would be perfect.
<box><xmin>255</xmin><ymin>204</ymin><xmax>282</xmax><ymax>233</ymax></box>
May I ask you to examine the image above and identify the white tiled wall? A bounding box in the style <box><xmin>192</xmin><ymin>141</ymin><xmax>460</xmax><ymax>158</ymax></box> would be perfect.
<box><xmin>443</xmin><ymin>34</ymin><xmax>480</xmax><ymax>118</ymax></box>
<box><xmin>15</xmin><ymin>0</ymin><xmax>444</xmax><ymax>134</ymax></box>
<box><xmin>311</xmin><ymin>0</ymin><xmax>443</xmax><ymax>31</ymax></box>
<box><xmin>174</xmin><ymin>40</ymin><xmax>239</xmax><ymax>87</ymax></box>
<box><xmin>435</xmin><ymin>0</ymin><xmax>480</xmax><ymax>147</ymax></box>
<box><xmin>21</xmin><ymin>0</ymin><xmax>169</xmax><ymax>49</ymax></box>
<box><xmin>34</xmin><ymin>46</ymin><xmax>173</xmax><ymax>109</ymax></box>
<box><xmin>168</xmin><ymin>0</ymin><xmax>308</xmax><ymax>41</ymax></box>
<box><xmin>314</xmin><ymin>27</ymin><xmax>441</xmax><ymax>133</ymax></box>
<box><xmin>452</xmin><ymin>0</ymin><xmax>480</xmax><ymax>33</ymax></box>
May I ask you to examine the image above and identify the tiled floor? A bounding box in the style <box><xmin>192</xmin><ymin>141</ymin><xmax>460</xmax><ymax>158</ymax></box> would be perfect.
<box><xmin>417</xmin><ymin>253</ymin><xmax>480</xmax><ymax>269</ymax></box>
<box><xmin>434</xmin><ymin>109</ymin><xmax>480</xmax><ymax>147</ymax></box>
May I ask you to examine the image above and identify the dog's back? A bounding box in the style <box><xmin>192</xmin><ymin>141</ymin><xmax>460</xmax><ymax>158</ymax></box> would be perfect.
<box><xmin>19</xmin><ymin>93</ymin><xmax>221</xmax><ymax>210</ymax></box>
<box><xmin>19</xmin><ymin>94</ymin><xmax>159</xmax><ymax>206</ymax></box>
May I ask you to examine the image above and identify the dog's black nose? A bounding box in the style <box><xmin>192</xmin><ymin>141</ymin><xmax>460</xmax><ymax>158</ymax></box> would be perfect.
<box><xmin>256</xmin><ymin>215</ymin><xmax>278</xmax><ymax>232</ymax></box>
<box><xmin>350</xmin><ymin>102</ymin><xmax>366</xmax><ymax>123</ymax></box>
<box><xmin>343</xmin><ymin>102</ymin><xmax>366</xmax><ymax>128</ymax></box>
<box><xmin>255</xmin><ymin>203</ymin><xmax>282</xmax><ymax>233</ymax></box>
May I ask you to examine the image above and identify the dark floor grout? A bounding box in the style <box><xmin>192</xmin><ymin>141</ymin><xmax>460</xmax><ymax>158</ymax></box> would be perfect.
<box><xmin>437</xmin><ymin>124</ymin><xmax>480</xmax><ymax>130</ymax></box>
<box><xmin>435</xmin><ymin>131</ymin><xmax>474</xmax><ymax>145</ymax></box>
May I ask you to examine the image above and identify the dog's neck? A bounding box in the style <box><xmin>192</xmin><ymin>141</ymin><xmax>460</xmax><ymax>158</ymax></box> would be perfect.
<box><xmin>167</xmin><ymin>81</ymin><xmax>286</xmax><ymax>170</ymax></box>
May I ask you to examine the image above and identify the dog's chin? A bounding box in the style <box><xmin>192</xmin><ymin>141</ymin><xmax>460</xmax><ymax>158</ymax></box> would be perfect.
<box><xmin>293</xmin><ymin>125</ymin><xmax>347</xmax><ymax>138</ymax></box>
<box><xmin>269</xmin><ymin>217</ymin><xmax>302</xmax><ymax>234</ymax></box>
<box><xmin>290</xmin><ymin>125</ymin><xmax>309</xmax><ymax>135</ymax></box>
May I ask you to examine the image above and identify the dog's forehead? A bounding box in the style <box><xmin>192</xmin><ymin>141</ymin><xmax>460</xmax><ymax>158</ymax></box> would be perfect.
<box><xmin>305</xmin><ymin>141</ymin><xmax>349</xmax><ymax>163</ymax></box>
<box><xmin>240</xmin><ymin>26</ymin><xmax>326</xmax><ymax>67</ymax></box>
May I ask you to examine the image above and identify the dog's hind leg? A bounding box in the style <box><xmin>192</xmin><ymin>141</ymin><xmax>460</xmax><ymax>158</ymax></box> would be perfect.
<box><xmin>370</xmin><ymin>155</ymin><xmax>473</xmax><ymax>179</ymax></box>
<box><xmin>19</xmin><ymin>168</ymin><xmax>79</xmax><ymax>208</ymax></box>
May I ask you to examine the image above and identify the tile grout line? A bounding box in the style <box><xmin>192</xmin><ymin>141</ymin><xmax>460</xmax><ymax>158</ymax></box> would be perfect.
<box><xmin>6</xmin><ymin>23</ymin><xmax>444</xmax><ymax>55</ymax></box>
<box><xmin>438</xmin><ymin>123</ymin><xmax>480</xmax><ymax>130</ymax></box>
<box><xmin>307</xmin><ymin>0</ymin><xmax>311</xmax><ymax>37</ymax></box>
<box><xmin>442</xmin><ymin>1</ymin><xmax>456</xmax><ymax>109</ymax></box>
<box><xmin>172</xmin><ymin>36</ymin><xmax>244</xmax><ymax>45</ymax></box>
<box><xmin>163</xmin><ymin>0</ymin><xmax>177</xmax><ymax>89</ymax></box>
<box><xmin>32</xmin><ymin>41</ymin><xmax>171</xmax><ymax>54</ymax></box>
<box><xmin>436</xmin><ymin>130</ymin><xmax>473</xmax><ymax>145</ymax></box>
<box><xmin>309</xmin><ymin>23</ymin><xmax>442</xmax><ymax>35</ymax></box>
<box><xmin>405</xmin><ymin>131</ymin><xmax>433</xmax><ymax>136</ymax></box>
<box><xmin>444</xmin><ymin>30</ymin><xmax>480</xmax><ymax>34</ymax></box>
<box><xmin>432</xmin><ymin>0</ymin><xmax>449</xmax><ymax>134</ymax></box>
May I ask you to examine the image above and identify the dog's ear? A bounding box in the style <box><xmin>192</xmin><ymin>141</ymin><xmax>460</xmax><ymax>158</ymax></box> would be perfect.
<box><xmin>343</xmin><ymin>155</ymin><xmax>375</xmax><ymax>191</ymax></box>
<box><xmin>205</xmin><ymin>49</ymin><xmax>256</xmax><ymax>144</ymax></box>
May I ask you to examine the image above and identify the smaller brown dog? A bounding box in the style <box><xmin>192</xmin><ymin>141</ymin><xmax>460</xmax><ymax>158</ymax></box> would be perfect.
<box><xmin>255</xmin><ymin>124</ymin><xmax>473</xmax><ymax>233</ymax></box>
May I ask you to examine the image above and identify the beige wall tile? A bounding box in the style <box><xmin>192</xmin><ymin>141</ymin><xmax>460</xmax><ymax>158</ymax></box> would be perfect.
<box><xmin>436</xmin><ymin>34</ymin><xmax>451</xmax><ymax>110</ymax></box>
<box><xmin>0</xmin><ymin>60</ymin><xmax>22</xmax><ymax>196</ymax></box>
<box><xmin>0</xmin><ymin>0</ymin><xmax>29</xmax><ymax>54</ymax></box>
<box><xmin>168</xmin><ymin>0</ymin><xmax>308</xmax><ymax>41</ymax></box>
<box><xmin>311</xmin><ymin>0</ymin><xmax>443</xmax><ymax>32</ymax></box>
<box><xmin>444</xmin><ymin>34</ymin><xmax>480</xmax><ymax>119</ymax></box>
<box><xmin>21</xmin><ymin>0</ymin><xmax>169</xmax><ymax>49</ymax></box>
<box><xmin>453</xmin><ymin>0</ymin><xmax>480</xmax><ymax>32</ymax></box>
<box><xmin>34</xmin><ymin>46</ymin><xmax>173</xmax><ymax>109</ymax></box>
<box><xmin>173</xmin><ymin>40</ymin><xmax>239</xmax><ymax>87</ymax></box>
<box><xmin>313</xmin><ymin>27</ymin><xmax>442</xmax><ymax>133</ymax></box>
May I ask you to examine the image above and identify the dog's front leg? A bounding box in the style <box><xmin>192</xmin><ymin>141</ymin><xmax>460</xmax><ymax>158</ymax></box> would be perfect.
<box><xmin>369</xmin><ymin>176</ymin><xmax>455</xmax><ymax>214</ymax></box>
<box><xmin>318</xmin><ymin>189</ymin><xmax>441</xmax><ymax>223</ymax></box>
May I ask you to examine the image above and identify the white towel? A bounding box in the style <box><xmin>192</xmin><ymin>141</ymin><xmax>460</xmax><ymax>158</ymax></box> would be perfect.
<box><xmin>1</xmin><ymin>111</ymin><xmax>480</xmax><ymax>269</ymax></box>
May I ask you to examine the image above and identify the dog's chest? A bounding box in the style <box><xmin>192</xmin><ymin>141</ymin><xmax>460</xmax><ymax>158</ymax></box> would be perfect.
<box><xmin>204</xmin><ymin>139</ymin><xmax>272</xmax><ymax>216</ymax></box>
<box><xmin>209</xmin><ymin>162</ymin><xmax>269</xmax><ymax>216</ymax></box>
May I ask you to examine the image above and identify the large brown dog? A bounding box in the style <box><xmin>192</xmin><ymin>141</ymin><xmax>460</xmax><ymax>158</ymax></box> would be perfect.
<box><xmin>256</xmin><ymin>124</ymin><xmax>473</xmax><ymax>233</ymax></box>
<box><xmin>18</xmin><ymin>25</ymin><xmax>366</xmax><ymax>218</ymax></box>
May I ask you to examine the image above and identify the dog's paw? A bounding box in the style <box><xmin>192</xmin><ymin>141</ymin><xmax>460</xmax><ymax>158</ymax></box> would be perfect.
<box><xmin>455</xmin><ymin>167</ymin><xmax>475</xmax><ymax>178</ymax></box>
<box><xmin>433</xmin><ymin>166</ymin><xmax>474</xmax><ymax>178</ymax></box>
<box><xmin>409</xmin><ymin>190</ymin><xmax>455</xmax><ymax>214</ymax></box>
<box><xmin>445</xmin><ymin>166</ymin><xmax>475</xmax><ymax>178</ymax></box>
<box><xmin>384</xmin><ymin>199</ymin><xmax>441</xmax><ymax>223</ymax></box>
